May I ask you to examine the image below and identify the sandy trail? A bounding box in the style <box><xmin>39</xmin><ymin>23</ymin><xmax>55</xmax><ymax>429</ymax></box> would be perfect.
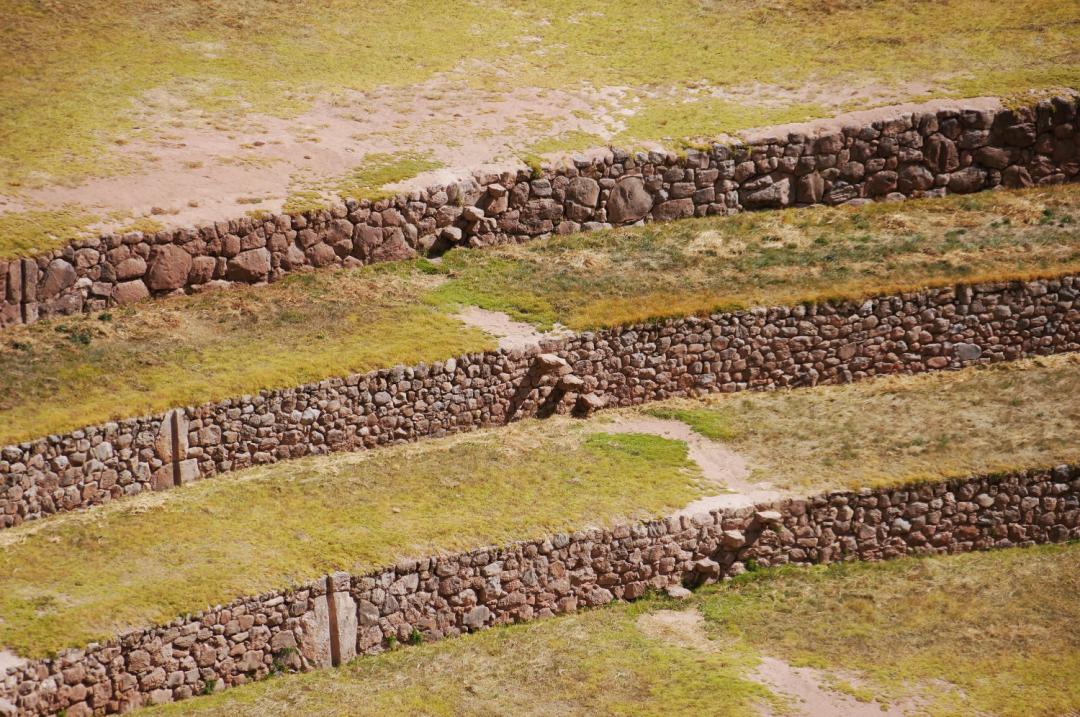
<box><xmin>454</xmin><ymin>306</ymin><xmax>573</xmax><ymax>352</ymax></box>
<box><xmin>603</xmin><ymin>415</ymin><xmax>781</xmax><ymax>514</ymax></box>
<box><xmin>752</xmin><ymin>656</ymin><xmax>913</xmax><ymax>717</ymax></box>
<box><xmin>2</xmin><ymin>80</ymin><xmax>1001</xmax><ymax>240</ymax></box>
<box><xmin>0</xmin><ymin>649</ymin><xmax>25</xmax><ymax>673</ymax></box>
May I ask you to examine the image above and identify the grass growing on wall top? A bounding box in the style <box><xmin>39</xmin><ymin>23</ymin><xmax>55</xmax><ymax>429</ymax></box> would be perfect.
<box><xmin>146</xmin><ymin>543</ymin><xmax>1080</xmax><ymax>717</ymax></box>
<box><xmin>2</xmin><ymin>185</ymin><xmax>1080</xmax><ymax>445</ymax></box>
<box><xmin>1</xmin><ymin>0</ymin><xmax>1077</xmax><ymax>193</ymax></box>
<box><xmin>700</xmin><ymin>543</ymin><xmax>1080</xmax><ymax>716</ymax></box>
<box><xmin>0</xmin><ymin>206</ymin><xmax>100</xmax><ymax>259</ymax></box>
<box><xmin>283</xmin><ymin>152</ymin><xmax>445</xmax><ymax>215</ymax></box>
<box><xmin>0</xmin><ymin>424</ymin><xmax>703</xmax><ymax>658</ymax></box>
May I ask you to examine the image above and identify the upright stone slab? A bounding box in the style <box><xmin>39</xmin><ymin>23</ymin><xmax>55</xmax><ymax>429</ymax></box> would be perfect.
<box><xmin>299</xmin><ymin>572</ymin><xmax>357</xmax><ymax>668</ymax></box>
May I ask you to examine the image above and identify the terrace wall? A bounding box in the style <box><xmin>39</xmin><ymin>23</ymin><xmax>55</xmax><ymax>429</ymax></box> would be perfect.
<box><xmin>2</xmin><ymin>464</ymin><xmax>1077</xmax><ymax>716</ymax></box>
<box><xmin>1</xmin><ymin>96</ymin><xmax>1078</xmax><ymax>328</ymax></box>
<box><xmin>3</xmin><ymin>274</ymin><xmax>1079</xmax><ymax>529</ymax></box>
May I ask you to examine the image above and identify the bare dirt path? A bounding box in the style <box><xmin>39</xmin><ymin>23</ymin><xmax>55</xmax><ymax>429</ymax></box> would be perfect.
<box><xmin>637</xmin><ymin>609</ymin><xmax>914</xmax><ymax>717</ymax></box>
<box><xmin>454</xmin><ymin>306</ymin><xmax>573</xmax><ymax>352</ymax></box>
<box><xmin>1</xmin><ymin>82</ymin><xmax>618</xmax><ymax>236</ymax></box>
<box><xmin>602</xmin><ymin>415</ymin><xmax>781</xmax><ymax>514</ymax></box>
<box><xmin>0</xmin><ymin>649</ymin><xmax>25</xmax><ymax>672</ymax></box>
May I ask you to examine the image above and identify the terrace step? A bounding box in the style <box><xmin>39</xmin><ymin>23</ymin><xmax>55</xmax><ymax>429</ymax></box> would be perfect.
<box><xmin>3</xmin><ymin>273</ymin><xmax>1078</xmax><ymax>528</ymax></box>
<box><xmin>2</xmin><ymin>96</ymin><xmax>1077</xmax><ymax>330</ymax></box>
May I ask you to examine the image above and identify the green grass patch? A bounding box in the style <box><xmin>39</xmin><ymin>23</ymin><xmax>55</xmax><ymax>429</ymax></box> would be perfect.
<box><xmin>0</xmin><ymin>424</ymin><xmax>703</xmax><ymax>657</ymax></box>
<box><xmin>0</xmin><ymin>267</ymin><xmax>492</xmax><ymax>445</ymax></box>
<box><xmin>334</xmin><ymin>153</ymin><xmax>443</xmax><ymax>202</ymax></box>
<box><xmin>145</xmin><ymin>543</ymin><xmax>1080</xmax><ymax>716</ymax></box>
<box><xmin>615</xmin><ymin>99</ymin><xmax>829</xmax><ymax>148</ymax></box>
<box><xmin>642</xmin><ymin>352</ymin><xmax>1080</xmax><ymax>493</ymax></box>
<box><xmin>283</xmin><ymin>153</ymin><xmax>444</xmax><ymax>214</ymax></box>
<box><xmin>3</xmin><ymin>185</ymin><xmax>1080</xmax><ymax>444</ymax></box>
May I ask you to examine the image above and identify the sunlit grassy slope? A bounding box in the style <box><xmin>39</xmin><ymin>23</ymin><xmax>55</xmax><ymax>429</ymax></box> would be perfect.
<box><xmin>2</xmin><ymin>0</ymin><xmax>1077</xmax><ymax>191</ymax></box>
<box><xmin>2</xmin><ymin>355</ymin><xmax>1077</xmax><ymax>657</ymax></box>
<box><xmin>147</xmin><ymin>543</ymin><xmax>1080</xmax><ymax>717</ymax></box>
<box><xmin>2</xmin><ymin>185</ymin><xmax>1078</xmax><ymax>445</ymax></box>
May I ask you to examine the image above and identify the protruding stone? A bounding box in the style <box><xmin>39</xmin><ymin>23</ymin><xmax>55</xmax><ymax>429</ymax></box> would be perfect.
<box><xmin>464</xmin><ymin>605</ymin><xmax>491</xmax><ymax>630</ymax></box>
<box><xmin>754</xmin><ymin>510</ymin><xmax>783</xmax><ymax>526</ymax></box>
<box><xmin>606</xmin><ymin>177</ymin><xmax>652</xmax><ymax>224</ymax></box>
<box><xmin>955</xmin><ymin>343</ymin><xmax>982</xmax><ymax>362</ymax></box>
<box><xmin>574</xmin><ymin>393</ymin><xmax>606</xmax><ymax>415</ymax></box>
<box><xmin>566</xmin><ymin>177</ymin><xmax>600</xmax><ymax>207</ymax></box>
<box><xmin>40</xmin><ymin>258</ymin><xmax>77</xmax><ymax>298</ymax></box>
<box><xmin>744</xmin><ymin>178</ymin><xmax>791</xmax><ymax>208</ymax></box>
<box><xmin>146</xmin><ymin>244</ymin><xmax>193</xmax><ymax>291</ymax></box>
<box><xmin>693</xmin><ymin>558</ymin><xmax>721</xmax><ymax>580</ymax></box>
<box><xmin>721</xmin><ymin>529</ymin><xmax>746</xmax><ymax>549</ymax></box>
<box><xmin>534</xmin><ymin>353</ymin><xmax>569</xmax><ymax>374</ymax></box>
<box><xmin>462</xmin><ymin>206</ymin><xmax>485</xmax><ymax>222</ymax></box>
<box><xmin>558</xmin><ymin>374</ymin><xmax>585</xmax><ymax>391</ymax></box>
<box><xmin>226</xmin><ymin>248</ymin><xmax>272</xmax><ymax>282</ymax></box>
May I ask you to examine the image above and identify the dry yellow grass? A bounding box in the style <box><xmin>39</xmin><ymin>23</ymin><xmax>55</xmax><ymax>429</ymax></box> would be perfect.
<box><xmin>0</xmin><ymin>267</ymin><xmax>492</xmax><ymax>445</ymax></box>
<box><xmin>1</xmin><ymin>0</ymin><xmax>1077</xmax><ymax>215</ymax></box>
<box><xmin>2</xmin><ymin>356</ymin><xmax>1075</xmax><ymax>657</ymax></box>
<box><xmin>429</xmin><ymin>185</ymin><xmax>1080</xmax><ymax>329</ymax></box>
<box><xmin>646</xmin><ymin>353</ymin><xmax>1080</xmax><ymax>493</ymax></box>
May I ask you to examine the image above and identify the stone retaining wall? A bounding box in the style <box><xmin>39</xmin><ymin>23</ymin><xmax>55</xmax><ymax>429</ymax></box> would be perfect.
<box><xmin>3</xmin><ymin>274</ymin><xmax>1079</xmax><ymax>529</ymax></box>
<box><xmin>2</xmin><ymin>96</ymin><xmax>1078</xmax><ymax>328</ymax></box>
<box><xmin>3</xmin><ymin>464</ymin><xmax>1077</xmax><ymax>716</ymax></box>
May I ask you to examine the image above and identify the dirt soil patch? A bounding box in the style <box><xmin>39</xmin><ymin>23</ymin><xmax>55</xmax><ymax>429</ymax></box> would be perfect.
<box><xmin>638</xmin><ymin>609</ymin><xmax>916</xmax><ymax>717</ymax></box>
<box><xmin>454</xmin><ymin>306</ymin><xmax>573</xmax><ymax>351</ymax></box>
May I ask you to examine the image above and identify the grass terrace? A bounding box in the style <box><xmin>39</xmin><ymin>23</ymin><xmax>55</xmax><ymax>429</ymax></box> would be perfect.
<box><xmin>1</xmin><ymin>185</ymin><xmax>1078</xmax><ymax>444</ymax></box>
<box><xmin>146</xmin><ymin>544</ymin><xmax>1080</xmax><ymax>717</ymax></box>
<box><xmin>0</xmin><ymin>423</ymin><xmax>702</xmax><ymax>658</ymax></box>
<box><xmin>2</xmin><ymin>0</ymin><xmax>1077</xmax><ymax>200</ymax></box>
<box><xmin>642</xmin><ymin>353</ymin><xmax>1080</xmax><ymax>492</ymax></box>
<box><xmin>1</xmin><ymin>355</ymin><xmax>1077</xmax><ymax>657</ymax></box>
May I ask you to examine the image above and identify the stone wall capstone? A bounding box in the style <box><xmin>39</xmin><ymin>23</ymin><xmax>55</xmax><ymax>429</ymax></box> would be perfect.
<box><xmin>1</xmin><ymin>96</ymin><xmax>1078</xmax><ymax>328</ymax></box>
<box><xmin>2</xmin><ymin>464</ymin><xmax>1077</xmax><ymax>715</ymax></box>
<box><xmin>2</xmin><ymin>274</ymin><xmax>1079</xmax><ymax>528</ymax></box>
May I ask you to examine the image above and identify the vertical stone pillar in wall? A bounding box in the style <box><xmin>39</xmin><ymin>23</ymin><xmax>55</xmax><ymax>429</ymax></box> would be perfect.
<box><xmin>299</xmin><ymin>572</ymin><xmax>357</xmax><ymax>668</ymax></box>
<box><xmin>151</xmin><ymin>409</ymin><xmax>198</xmax><ymax>490</ymax></box>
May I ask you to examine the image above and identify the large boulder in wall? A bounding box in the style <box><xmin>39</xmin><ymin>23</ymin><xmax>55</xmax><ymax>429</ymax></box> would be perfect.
<box><xmin>146</xmin><ymin>244</ymin><xmax>193</xmax><ymax>291</ymax></box>
<box><xmin>606</xmin><ymin>177</ymin><xmax>653</xmax><ymax>224</ymax></box>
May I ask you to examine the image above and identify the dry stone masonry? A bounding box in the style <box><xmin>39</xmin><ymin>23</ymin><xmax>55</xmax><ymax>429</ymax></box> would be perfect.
<box><xmin>2</xmin><ymin>274</ymin><xmax>1079</xmax><ymax>529</ymax></box>
<box><xmin>2</xmin><ymin>464</ymin><xmax>1077</xmax><ymax>716</ymax></box>
<box><xmin>2</xmin><ymin>96</ymin><xmax>1079</xmax><ymax>328</ymax></box>
<box><xmin>2</xmin><ymin>266</ymin><xmax>1079</xmax><ymax>527</ymax></box>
